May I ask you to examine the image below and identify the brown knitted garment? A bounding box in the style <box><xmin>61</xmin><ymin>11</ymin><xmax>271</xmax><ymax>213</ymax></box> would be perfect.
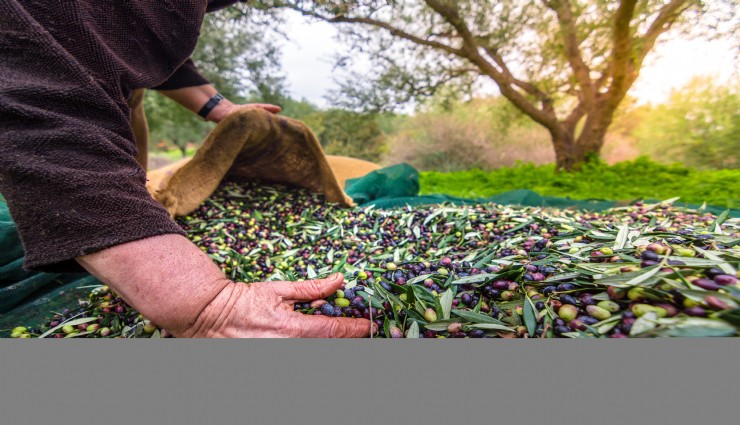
<box><xmin>0</xmin><ymin>0</ymin><xmax>241</xmax><ymax>272</ymax></box>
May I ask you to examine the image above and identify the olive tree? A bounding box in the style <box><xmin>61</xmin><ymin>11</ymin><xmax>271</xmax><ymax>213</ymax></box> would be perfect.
<box><xmin>263</xmin><ymin>0</ymin><xmax>735</xmax><ymax>170</ymax></box>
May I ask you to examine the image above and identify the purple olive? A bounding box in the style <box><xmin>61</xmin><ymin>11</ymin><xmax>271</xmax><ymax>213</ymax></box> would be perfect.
<box><xmin>320</xmin><ymin>304</ymin><xmax>335</xmax><ymax>316</ymax></box>
<box><xmin>389</xmin><ymin>326</ymin><xmax>404</xmax><ymax>338</ymax></box>
<box><xmin>560</xmin><ymin>294</ymin><xmax>578</xmax><ymax>305</ymax></box>
<box><xmin>641</xmin><ymin>250</ymin><xmax>660</xmax><ymax>261</ymax></box>
<box><xmin>569</xmin><ymin>319</ymin><xmax>586</xmax><ymax>331</ymax></box>
<box><xmin>714</xmin><ymin>275</ymin><xmax>737</xmax><ymax>286</ymax></box>
<box><xmin>579</xmin><ymin>293</ymin><xmax>595</xmax><ymax>306</ymax></box>
<box><xmin>705</xmin><ymin>268</ymin><xmax>724</xmax><ymax>279</ymax></box>
<box><xmin>447</xmin><ymin>322</ymin><xmax>463</xmax><ymax>333</ymax></box>
<box><xmin>554</xmin><ymin>326</ymin><xmax>571</xmax><ymax>335</ymax></box>
<box><xmin>557</xmin><ymin>283</ymin><xmax>575</xmax><ymax>292</ymax></box>
<box><xmin>468</xmin><ymin>330</ymin><xmax>485</xmax><ymax>338</ymax></box>
<box><xmin>704</xmin><ymin>296</ymin><xmax>729</xmax><ymax>310</ymax></box>
<box><xmin>684</xmin><ymin>306</ymin><xmax>707</xmax><ymax>317</ymax></box>
<box><xmin>492</xmin><ymin>280</ymin><xmax>510</xmax><ymax>290</ymax></box>
<box><xmin>693</xmin><ymin>278</ymin><xmax>721</xmax><ymax>291</ymax></box>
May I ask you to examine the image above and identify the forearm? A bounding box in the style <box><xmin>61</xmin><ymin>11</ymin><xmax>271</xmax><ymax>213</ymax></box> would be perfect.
<box><xmin>157</xmin><ymin>84</ymin><xmax>236</xmax><ymax>123</ymax></box>
<box><xmin>76</xmin><ymin>234</ymin><xmax>232</xmax><ymax>337</ymax></box>
<box><xmin>75</xmin><ymin>233</ymin><xmax>373</xmax><ymax>338</ymax></box>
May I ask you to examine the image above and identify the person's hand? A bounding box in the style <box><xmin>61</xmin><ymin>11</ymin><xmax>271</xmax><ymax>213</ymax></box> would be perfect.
<box><xmin>206</xmin><ymin>100</ymin><xmax>281</xmax><ymax>123</ymax></box>
<box><xmin>77</xmin><ymin>234</ymin><xmax>372</xmax><ymax>339</ymax></box>
<box><xmin>180</xmin><ymin>273</ymin><xmax>375</xmax><ymax>338</ymax></box>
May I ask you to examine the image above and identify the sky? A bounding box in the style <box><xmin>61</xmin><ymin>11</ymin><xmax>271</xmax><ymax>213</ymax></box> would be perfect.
<box><xmin>277</xmin><ymin>11</ymin><xmax>737</xmax><ymax>109</ymax></box>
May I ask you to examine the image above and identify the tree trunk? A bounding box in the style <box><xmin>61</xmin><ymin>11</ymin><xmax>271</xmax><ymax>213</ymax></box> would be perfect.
<box><xmin>551</xmin><ymin>108</ymin><xmax>613</xmax><ymax>172</ymax></box>
<box><xmin>175</xmin><ymin>139</ymin><xmax>188</xmax><ymax>158</ymax></box>
<box><xmin>552</xmin><ymin>132</ymin><xmax>606</xmax><ymax>171</ymax></box>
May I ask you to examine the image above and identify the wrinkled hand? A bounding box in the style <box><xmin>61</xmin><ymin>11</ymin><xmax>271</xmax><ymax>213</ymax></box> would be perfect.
<box><xmin>179</xmin><ymin>273</ymin><xmax>375</xmax><ymax>338</ymax></box>
<box><xmin>207</xmin><ymin>100</ymin><xmax>281</xmax><ymax>123</ymax></box>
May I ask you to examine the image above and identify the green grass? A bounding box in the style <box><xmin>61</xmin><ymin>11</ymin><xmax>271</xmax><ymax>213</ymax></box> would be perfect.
<box><xmin>419</xmin><ymin>157</ymin><xmax>739</xmax><ymax>209</ymax></box>
<box><xmin>150</xmin><ymin>148</ymin><xmax>198</xmax><ymax>162</ymax></box>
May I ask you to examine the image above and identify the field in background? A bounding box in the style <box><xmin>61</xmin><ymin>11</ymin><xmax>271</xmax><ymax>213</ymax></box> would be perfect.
<box><xmin>419</xmin><ymin>158</ymin><xmax>740</xmax><ymax>209</ymax></box>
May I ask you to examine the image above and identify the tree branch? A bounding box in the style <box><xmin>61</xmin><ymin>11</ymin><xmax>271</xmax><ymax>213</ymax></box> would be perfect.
<box><xmin>477</xmin><ymin>42</ymin><xmax>548</xmax><ymax>99</ymax></box>
<box><xmin>424</xmin><ymin>0</ymin><xmax>559</xmax><ymax>130</ymax></box>
<box><xmin>543</xmin><ymin>0</ymin><xmax>595</xmax><ymax>105</ymax></box>
<box><xmin>284</xmin><ymin>6</ymin><xmax>464</xmax><ymax>56</ymax></box>
<box><xmin>605</xmin><ymin>0</ymin><xmax>638</xmax><ymax>107</ymax></box>
<box><xmin>563</xmin><ymin>101</ymin><xmax>588</xmax><ymax>133</ymax></box>
<box><xmin>635</xmin><ymin>0</ymin><xmax>694</xmax><ymax>70</ymax></box>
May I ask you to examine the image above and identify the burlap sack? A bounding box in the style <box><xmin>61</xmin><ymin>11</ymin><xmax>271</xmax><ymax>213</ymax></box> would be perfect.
<box><xmin>145</xmin><ymin>108</ymin><xmax>379</xmax><ymax>217</ymax></box>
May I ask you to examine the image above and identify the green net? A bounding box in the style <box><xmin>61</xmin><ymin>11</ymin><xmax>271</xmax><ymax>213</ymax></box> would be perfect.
<box><xmin>0</xmin><ymin>199</ymin><xmax>102</xmax><ymax>335</ymax></box>
<box><xmin>2</xmin><ymin>163</ymin><xmax>737</xmax><ymax>336</ymax></box>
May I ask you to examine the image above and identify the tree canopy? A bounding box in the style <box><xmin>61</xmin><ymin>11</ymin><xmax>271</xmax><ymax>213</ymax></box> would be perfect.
<box><xmin>262</xmin><ymin>0</ymin><xmax>736</xmax><ymax>169</ymax></box>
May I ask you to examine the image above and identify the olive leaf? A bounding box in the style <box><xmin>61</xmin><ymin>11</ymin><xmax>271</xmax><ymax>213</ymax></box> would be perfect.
<box><xmin>451</xmin><ymin>309</ymin><xmax>506</xmax><ymax>326</ymax></box>
<box><xmin>473</xmin><ymin>250</ymin><xmax>497</xmax><ymax>269</ymax></box>
<box><xmin>613</xmin><ymin>224</ymin><xmax>630</xmax><ymax>250</ymax></box>
<box><xmin>630</xmin><ymin>312</ymin><xmax>659</xmax><ymax>336</ymax></box>
<box><xmin>679</xmin><ymin>290</ymin><xmax>738</xmax><ymax>308</ymax></box>
<box><xmin>691</xmin><ymin>246</ymin><xmax>736</xmax><ymax>275</ymax></box>
<box><xmin>450</xmin><ymin>273</ymin><xmax>497</xmax><ymax>285</ymax></box>
<box><xmin>596</xmin><ymin>316</ymin><xmax>621</xmax><ymax>334</ymax></box>
<box><xmin>596</xmin><ymin>264</ymin><xmax>662</xmax><ymax>288</ymax></box>
<box><xmin>655</xmin><ymin>318</ymin><xmax>737</xmax><ymax>337</ymax></box>
<box><xmin>715</xmin><ymin>309</ymin><xmax>740</xmax><ymax>326</ymax></box>
<box><xmin>708</xmin><ymin>209</ymin><xmax>729</xmax><ymax>234</ymax></box>
<box><xmin>407</xmin><ymin>274</ymin><xmax>433</xmax><ymax>285</ymax></box>
<box><xmin>440</xmin><ymin>288</ymin><xmax>454</xmax><ymax>320</ymax></box>
<box><xmin>523</xmin><ymin>296</ymin><xmax>537</xmax><ymax>337</ymax></box>
<box><xmin>423</xmin><ymin>319</ymin><xmax>463</xmax><ymax>331</ymax></box>
<box><xmin>306</xmin><ymin>265</ymin><xmax>317</xmax><ymax>279</ymax></box>
<box><xmin>414</xmin><ymin>299</ymin><xmax>427</xmax><ymax>316</ymax></box>
<box><xmin>544</xmin><ymin>272</ymin><xmax>582</xmax><ymax>282</ymax></box>
<box><xmin>406</xmin><ymin>321</ymin><xmax>420</xmax><ymax>338</ymax></box>
<box><xmin>331</xmin><ymin>254</ymin><xmax>349</xmax><ymax>273</ymax></box>
<box><xmin>466</xmin><ymin>323</ymin><xmax>515</xmax><ymax>332</ymax></box>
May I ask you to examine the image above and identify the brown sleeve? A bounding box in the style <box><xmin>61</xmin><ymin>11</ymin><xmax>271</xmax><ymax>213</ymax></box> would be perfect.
<box><xmin>150</xmin><ymin>58</ymin><xmax>211</xmax><ymax>91</ymax></box>
<box><xmin>206</xmin><ymin>0</ymin><xmax>248</xmax><ymax>13</ymax></box>
<box><xmin>0</xmin><ymin>4</ymin><xmax>186</xmax><ymax>273</ymax></box>
<box><xmin>152</xmin><ymin>0</ymin><xmax>249</xmax><ymax>91</ymax></box>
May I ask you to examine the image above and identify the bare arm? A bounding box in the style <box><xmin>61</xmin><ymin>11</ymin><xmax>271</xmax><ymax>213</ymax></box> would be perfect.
<box><xmin>157</xmin><ymin>84</ymin><xmax>281</xmax><ymax>123</ymax></box>
<box><xmin>77</xmin><ymin>234</ymin><xmax>373</xmax><ymax>338</ymax></box>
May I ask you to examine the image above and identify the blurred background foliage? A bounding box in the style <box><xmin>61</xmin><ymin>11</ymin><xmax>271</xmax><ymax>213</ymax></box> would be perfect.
<box><xmin>142</xmin><ymin>6</ymin><xmax>738</xmax><ymax>206</ymax></box>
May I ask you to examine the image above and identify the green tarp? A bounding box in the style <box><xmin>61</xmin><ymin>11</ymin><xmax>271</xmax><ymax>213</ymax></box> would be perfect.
<box><xmin>1</xmin><ymin>197</ymin><xmax>95</xmax><ymax>334</ymax></box>
<box><xmin>1</xmin><ymin>163</ymin><xmax>737</xmax><ymax>335</ymax></box>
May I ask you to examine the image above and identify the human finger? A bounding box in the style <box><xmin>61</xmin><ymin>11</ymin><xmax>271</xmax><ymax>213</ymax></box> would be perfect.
<box><xmin>268</xmin><ymin>273</ymin><xmax>344</xmax><ymax>301</ymax></box>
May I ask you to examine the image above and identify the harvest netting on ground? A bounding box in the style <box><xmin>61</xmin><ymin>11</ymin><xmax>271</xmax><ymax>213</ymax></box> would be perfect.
<box><xmin>3</xmin><ymin>171</ymin><xmax>739</xmax><ymax>338</ymax></box>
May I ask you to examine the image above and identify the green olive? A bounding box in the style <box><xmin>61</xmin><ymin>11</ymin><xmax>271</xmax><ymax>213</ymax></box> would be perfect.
<box><xmin>423</xmin><ymin>308</ymin><xmax>438</xmax><ymax>322</ymax></box>
<box><xmin>334</xmin><ymin>298</ymin><xmax>351</xmax><ymax>308</ymax></box>
<box><xmin>597</xmin><ymin>300</ymin><xmax>621</xmax><ymax>313</ymax></box>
